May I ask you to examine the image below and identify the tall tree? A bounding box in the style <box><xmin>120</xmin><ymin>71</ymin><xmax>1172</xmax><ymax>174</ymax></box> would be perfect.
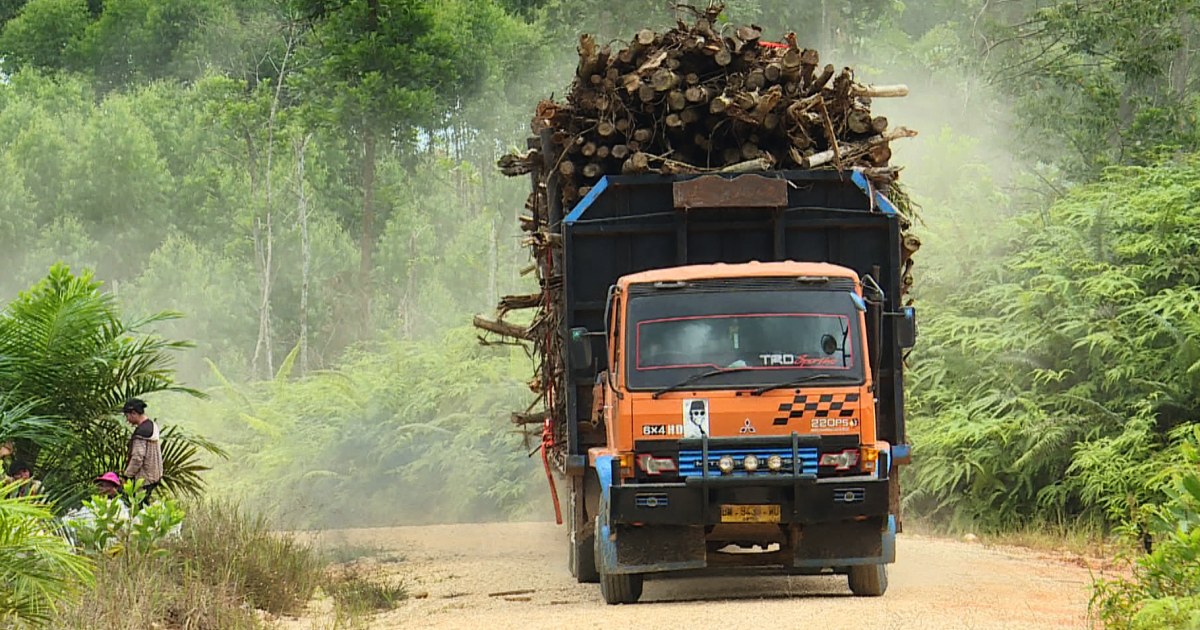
<box><xmin>294</xmin><ymin>0</ymin><xmax>492</xmax><ymax>332</ymax></box>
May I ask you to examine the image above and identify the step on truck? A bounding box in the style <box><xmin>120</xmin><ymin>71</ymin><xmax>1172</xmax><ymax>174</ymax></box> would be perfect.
<box><xmin>558</xmin><ymin>169</ymin><xmax>916</xmax><ymax>604</ymax></box>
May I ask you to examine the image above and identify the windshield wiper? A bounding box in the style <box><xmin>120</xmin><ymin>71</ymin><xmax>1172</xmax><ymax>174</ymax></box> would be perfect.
<box><xmin>751</xmin><ymin>373</ymin><xmax>834</xmax><ymax>396</ymax></box>
<box><xmin>651</xmin><ymin>367</ymin><xmax>755</xmax><ymax>399</ymax></box>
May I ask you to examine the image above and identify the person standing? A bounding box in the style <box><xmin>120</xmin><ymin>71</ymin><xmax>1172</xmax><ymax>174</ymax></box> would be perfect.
<box><xmin>122</xmin><ymin>398</ymin><xmax>163</xmax><ymax>505</ymax></box>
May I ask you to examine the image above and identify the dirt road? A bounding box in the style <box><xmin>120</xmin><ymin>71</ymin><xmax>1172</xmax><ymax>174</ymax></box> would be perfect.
<box><xmin>313</xmin><ymin>522</ymin><xmax>1097</xmax><ymax>629</ymax></box>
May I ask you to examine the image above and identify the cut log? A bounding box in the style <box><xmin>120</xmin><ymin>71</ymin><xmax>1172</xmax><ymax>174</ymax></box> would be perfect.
<box><xmin>847</xmin><ymin>110</ymin><xmax>872</xmax><ymax>134</ymax></box>
<box><xmin>805</xmin><ymin>64</ymin><xmax>834</xmax><ymax>96</ymax></box>
<box><xmin>710</xmin><ymin>94</ymin><xmax>733</xmax><ymax>114</ymax></box>
<box><xmin>652</xmin><ymin>68</ymin><xmax>679</xmax><ymax>92</ymax></box>
<box><xmin>621</xmin><ymin>152</ymin><xmax>650</xmax><ymax>174</ymax></box>
<box><xmin>852</xmin><ymin>84</ymin><xmax>909</xmax><ymax>98</ymax></box>
<box><xmin>498</xmin><ymin>293</ymin><xmax>542</xmax><ymax>313</ymax></box>
<box><xmin>667</xmin><ymin>90</ymin><xmax>687</xmax><ymax>111</ymax></box>
<box><xmin>473</xmin><ymin>315</ymin><xmax>532</xmax><ymax>341</ymax></box>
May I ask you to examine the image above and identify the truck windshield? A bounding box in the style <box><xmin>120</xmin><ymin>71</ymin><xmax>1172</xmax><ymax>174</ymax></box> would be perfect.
<box><xmin>625</xmin><ymin>288</ymin><xmax>864</xmax><ymax>391</ymax></box>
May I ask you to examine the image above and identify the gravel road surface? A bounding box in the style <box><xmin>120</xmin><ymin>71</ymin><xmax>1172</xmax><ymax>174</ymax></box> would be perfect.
<box><xmin>306</xmin><ymin>521</ymin><xmax>1096</xmax><ymax>629</ymax></box>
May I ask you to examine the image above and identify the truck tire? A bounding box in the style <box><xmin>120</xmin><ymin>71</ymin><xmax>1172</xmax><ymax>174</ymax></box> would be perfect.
<box><xmin>599</xmin><ymin>571</ymin><xmax>644</xmax><ymax>605</ymax></box>
<box><xmin>848</xmin><ymin>564</ymin><xmax>888</xmax><ymax>596</ymax></box>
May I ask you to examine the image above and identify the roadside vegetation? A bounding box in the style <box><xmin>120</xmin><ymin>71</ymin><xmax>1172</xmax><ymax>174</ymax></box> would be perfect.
<box><xmin>0</xmin><ymin>266</ymin><xmax>404</xmax><ymax>628</ymax></box>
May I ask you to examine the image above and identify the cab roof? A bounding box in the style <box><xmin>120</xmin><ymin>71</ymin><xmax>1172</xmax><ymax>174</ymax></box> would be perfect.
<box><xmin>618</xmin><ymin>261</ymin><xmax>859</xmax><ymax>288</ymax></box>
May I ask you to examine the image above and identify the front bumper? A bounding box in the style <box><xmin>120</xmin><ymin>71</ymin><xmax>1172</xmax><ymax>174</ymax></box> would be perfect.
<box><xmin>610</xmin><ymin>475</ymin><xmax>890</xmax><ymax>525</ymax></box>
<box><xmin>592</xmin><ymin>437</ymin><xmax>899</xmax><ymax>575</ymax></box>
<box><xmin>610</xmin><ymin>433</ymin><xmax>891</xmax><ymax>526</ymax></box>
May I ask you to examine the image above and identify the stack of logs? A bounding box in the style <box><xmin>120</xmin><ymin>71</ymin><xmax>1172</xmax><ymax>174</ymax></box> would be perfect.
<box><xmin>498</xmin><ymin>4</ymin><xmax>916</xmax><ymax>210</ymax></box>
<box><xmin>483</xmin><ymin>4</ymin><xmax>920</xmax><ymax>468</ymax></box>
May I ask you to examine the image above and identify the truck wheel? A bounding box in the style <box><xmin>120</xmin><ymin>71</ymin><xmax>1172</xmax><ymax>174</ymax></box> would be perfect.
<box><xmin>848</xmin><ymin>564</ymin><xmax>888</xmax><ymax>596</ymax></box>
<box><xmin>599</xmin><ymin>571</ymin><xmax>644</xmax><ymax>605</ymax></box>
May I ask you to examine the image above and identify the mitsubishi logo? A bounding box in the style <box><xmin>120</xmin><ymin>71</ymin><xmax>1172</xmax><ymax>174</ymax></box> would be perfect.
<box><xmin>739</xmin><ymin>419</ymin><xmax>756</xmax><ymax>434</ymax></box>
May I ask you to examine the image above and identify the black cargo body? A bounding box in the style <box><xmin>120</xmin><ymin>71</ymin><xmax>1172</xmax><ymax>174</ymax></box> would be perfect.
<box><xmin>558</xmin><ymin>170</ymin><xmax>908</xmax><ymax>464</ymax></box>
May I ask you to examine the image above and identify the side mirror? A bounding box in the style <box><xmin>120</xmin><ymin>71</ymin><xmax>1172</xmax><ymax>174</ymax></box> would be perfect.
<box><xmin>569</xmin><ymin>327</ymin><xmax>594</xmax><ymax>370</ymax></box>
<box><xmin>895</xmin><ymin>306</ymin><xmax>917</xmax><ymax>349</ymax></box>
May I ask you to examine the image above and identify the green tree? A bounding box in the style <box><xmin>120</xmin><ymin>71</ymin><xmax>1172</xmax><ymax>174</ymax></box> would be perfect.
<box><xmin>294</xmin><ymin>0</ymin><xmax>520</xmax><ymax>332</ymax></box>
<box><xmin>71</xmin><ymin>0</ymin><xmax>220</xmax><ymax>89</ymax></box>
<box><xmin>0</xmin><ymin>0</ymin><xmax>89</xmax><ymax>73</ymax></box>
<box><xmin>983</xmin><ymin>0</ymin><xmax>1200</xmax><ymax>177</ymax></box>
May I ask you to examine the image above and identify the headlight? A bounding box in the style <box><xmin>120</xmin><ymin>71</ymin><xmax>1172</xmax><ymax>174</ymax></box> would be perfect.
<box><xmin>742</xmin><ymin>454</ymin><xmax>759</xmax><ymax>472</ymax></box>
<box><xmin>717</xmin><ymin>455</ymin><xmax>735</xmax><ymax>474</ymax></box>
<box><xmin>767</xmin><ymin>454</ymin><xmax>783</xmax><ymax>471</ymax></box>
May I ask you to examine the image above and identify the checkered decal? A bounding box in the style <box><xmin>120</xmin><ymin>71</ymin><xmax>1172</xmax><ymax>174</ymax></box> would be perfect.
<box><xmin>772</xmin><ymin>393</ymin><xmax>861</xmax><ymax>426</ymax></box>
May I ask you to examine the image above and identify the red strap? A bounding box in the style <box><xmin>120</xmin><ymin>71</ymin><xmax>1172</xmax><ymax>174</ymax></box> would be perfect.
<box><xmin>541</xmin><ymin>422</ymin><xmax>563</xmax><ymax>525</ymax></box>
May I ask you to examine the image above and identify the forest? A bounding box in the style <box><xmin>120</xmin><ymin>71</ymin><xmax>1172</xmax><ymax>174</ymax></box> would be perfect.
<box><xmin>0</xmin><ymin>0</ymin><xmax>1198</xmax><ymax>626</ymax></box>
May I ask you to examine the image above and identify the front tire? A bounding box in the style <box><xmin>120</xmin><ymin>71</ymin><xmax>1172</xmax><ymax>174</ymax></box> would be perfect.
<box><xmin>599</xmin><ymin>571</ymin><xmax>643</xmax><ymax>605</ymax></box>
<box><xmin>848</xmin><ymin>563</ymin><xmax>888</xmax><ymax>596</ymax></box>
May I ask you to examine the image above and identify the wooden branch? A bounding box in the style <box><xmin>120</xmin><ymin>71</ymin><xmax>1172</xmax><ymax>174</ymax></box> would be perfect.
<box><xmin>852</xmin><ymin>84</ymin><xmax>910</xmax><ymax>98</ymax></box>
<box><xmin>473</xmin><ymin>315</ymin><xmax>533</xmax><ymax>341</ymax></box>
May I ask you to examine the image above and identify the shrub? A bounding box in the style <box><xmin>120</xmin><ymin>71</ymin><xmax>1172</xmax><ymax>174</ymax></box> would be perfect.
<box><xmin>0</xmin><ymin>485</ymin><xmax>93</xmax><ymax>626</ymax></box>
<box><xmin>326</xmin><ymin>569</ymin><xmax>407</xmax><ymax>614</ymax></box>
<box><xmin>173</xmin><ymin>500</ymin><xmax>323</xmax><ymax>614</ymax></box>
<box><xmin>63</xmin><ymin>480</ymin><xmax>185</xmax><ymax>556</ymax></box>
<box><xmin>51</xmin><ymin>499</ymin><xmax>325</xmax><ymax>628</ymax></box>
<box><xmin>1092</xmin><ymin>467</ymin><xmax>1200</xmax><ymax>627</ymax></box>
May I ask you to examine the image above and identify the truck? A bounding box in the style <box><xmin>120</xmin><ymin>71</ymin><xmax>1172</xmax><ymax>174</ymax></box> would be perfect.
<box><xmin>554</xmin><ymin>168</ymin><xmax>916</xmax><ymax>604</ymax></box>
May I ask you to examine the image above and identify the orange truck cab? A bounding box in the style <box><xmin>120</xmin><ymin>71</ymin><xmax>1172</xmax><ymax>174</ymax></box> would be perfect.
<box><xmin>554</xmin><ymin>170</ymin><xmax>915</xmax><ymax>604</ymax></box>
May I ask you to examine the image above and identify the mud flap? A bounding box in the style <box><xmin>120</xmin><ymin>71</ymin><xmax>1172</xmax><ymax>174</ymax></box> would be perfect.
<box><xmin>569</xmin><ymin>474</ymin><xmax>599</xmax><ymax>583</ymax></box>
<box><xmin>595</xmin><ymin>455</ymin><xmax>705</xmax><ymax>575</ymax></box>
<box><xmin>792</xmin><ymin>515</ymin><xmax>896</xmax><ymax>569</ymax></box>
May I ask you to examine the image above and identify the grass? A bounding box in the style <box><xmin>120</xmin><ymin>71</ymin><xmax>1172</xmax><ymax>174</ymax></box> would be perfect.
<box><xmin>903</xmin><ymin>517</ymin><xmax>1135</xmax><ymax>561</ymax></box>
<box><xmin>325</xmin><ymin>567</ymin><xmax>408</xmax><ymax>614</ymax></box>
<box><xmin>47</xmin><ymin>500</ymin><xmax>417</xmax><ymax>629</ymax></box>
<box><xmin>49</xmin><ymin>500</ymin><xmax>327</xmax><ymax>629</ymax></box>
<box><xmin>177</xmin><ymin>500</ymin><xmax>325</xmax><ymax>614</ymax></box>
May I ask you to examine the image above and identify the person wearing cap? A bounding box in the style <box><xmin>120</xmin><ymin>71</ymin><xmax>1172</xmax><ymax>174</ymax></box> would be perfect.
<box><xmin>4</xmin><ymin>460</ymin><xmax>42</xmax><ymax>498</ymax></box>
<box><xmin>61</xmin><ymin>472</ymin><xmax>131</xmax><ymax>546</ymax></box>
<box><xmin>122</xmin><ymin>398</ymin><xmax>163</xmax><ymax>504</ymax></box>
<box><xmin>94</xmin><ymin>471</ymin><xmax>122</xmax><ymax>498</ymax></box>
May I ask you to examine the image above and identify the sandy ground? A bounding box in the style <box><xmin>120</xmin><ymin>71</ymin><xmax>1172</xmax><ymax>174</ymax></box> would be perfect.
<box><xmin>292</xmin><ymin>521</ymin><xmax>1101</xmax><ymax>629</ymax></box>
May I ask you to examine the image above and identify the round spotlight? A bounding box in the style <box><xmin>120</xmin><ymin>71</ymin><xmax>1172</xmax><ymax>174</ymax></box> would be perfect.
<box><xmin>743</xmin><ymin>454</ymin><xmax>759</xmax><ymax>472</ymax></box>
<box><xmin>767</xmin><ymin>455</ymin><xmax>783</xmax><ymax>471</ymax></box>
<box><xmin>717</xmin><ymin>455</ymin><xmax>735</xmax><ymax>474</ymax></box>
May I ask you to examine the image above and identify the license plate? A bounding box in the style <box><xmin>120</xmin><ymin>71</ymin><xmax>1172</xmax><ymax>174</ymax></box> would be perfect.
<box><xmin>720</xmin><ymin>504</ymin><xmax>781</xmax><ymax>523</ymax></box>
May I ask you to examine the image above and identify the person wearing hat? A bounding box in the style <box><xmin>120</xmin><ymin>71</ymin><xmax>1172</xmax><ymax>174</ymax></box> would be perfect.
<box><xmin>4</xmin><ymin>460</ymin><xmax>42</xmax><ymax>498</ymax></box>
<box><xmin>122</xmin><ymin>398</ymin><xmax>163</xmax><ymax>504</ymax></box>
<box><xmin>61</xmin><ymin>472</ymin><xmax>131</xmax><ymax>546</ymax></box>
<box><xmin>94</xmin><ymin>471</ymin><xmax>122</xmax><ymax>498</ymax></box>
